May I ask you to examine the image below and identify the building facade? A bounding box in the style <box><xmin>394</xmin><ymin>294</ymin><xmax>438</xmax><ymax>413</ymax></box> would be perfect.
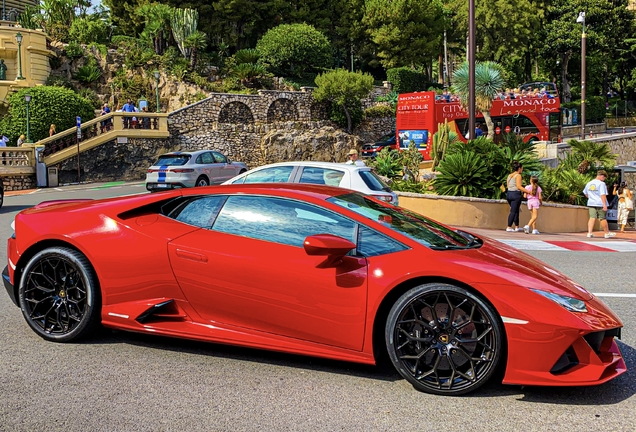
<box><xmin>2</xmin><ymin>0</ymin><xmax>39</xmax><ymax>21</ymax></box>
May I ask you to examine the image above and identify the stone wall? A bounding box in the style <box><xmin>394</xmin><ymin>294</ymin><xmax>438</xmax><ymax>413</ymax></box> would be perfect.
<box><xmin>562</xmin><ymin>122</ymin><xmax>606</xmax><ymax>137</ymax></box>
<box><xmin>53</xmin><ymin>88</ymin><xmax>395</xmax><ymax>183</ymax></box>
<box><xmin>2</xmin><ymin>174</ymin><xmax>36</xmax><ymax>191</ymax></box>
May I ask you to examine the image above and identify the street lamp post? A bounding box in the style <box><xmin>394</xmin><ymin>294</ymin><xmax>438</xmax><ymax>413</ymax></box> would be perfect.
<box><xmin>16</xmin><ymin>32</ymin><xmax>24</xmax><ymax>80</ymax></box>
<box><xmin>468</xmin><ymin>0</ymin><xmax>476</xmax><ymax>140</ymax></box>
<box><xmin>25</xmin><ymin>93</ymin><xmax>32</xmax><ymax>143</ymax></box>
<box><xmin>154</xmin><ymin>70</ymin><xmax>160</xmax><ymax>113</ymax></box>
<box><xmin>577</xmin><ymin>11</ymin><xmax>586</xmax><ymax>139</ymax></box>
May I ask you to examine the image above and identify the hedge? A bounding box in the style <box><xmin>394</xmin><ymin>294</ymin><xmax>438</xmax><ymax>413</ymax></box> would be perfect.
<box><xmin>0</xmin><ymin>87</ymin><xmax>95</xmax><ymax>145</ymax></box>
<box><xmin>561</xmin><ymin>96</ymin><xmax>606</xmax><ymax>123</ymax></box>
<box><xmin>386</xmin><ymin>67</ymin><xmax>429</xmax><ymax>93</ymax></box>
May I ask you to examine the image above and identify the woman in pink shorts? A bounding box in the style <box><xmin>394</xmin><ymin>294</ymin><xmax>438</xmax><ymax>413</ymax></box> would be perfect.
<box><xmin>523</xmin><ymin>176</ymin><xmax>542</xmax><ymax>234</ymax></box>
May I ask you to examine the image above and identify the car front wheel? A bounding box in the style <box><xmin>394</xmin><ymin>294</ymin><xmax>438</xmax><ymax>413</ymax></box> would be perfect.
<box><xmin>385</xmin><ymin>283</ymin><xmax>503</xmax><ymax>395</ymax></box>
<box><xmin>19</xmin><ymin>247</ymin><xmax>101</xmax><ymax>342</ymax></box>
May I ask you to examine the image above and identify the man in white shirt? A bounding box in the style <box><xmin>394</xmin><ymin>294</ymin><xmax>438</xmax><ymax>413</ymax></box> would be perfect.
<box><xmin>583</xmin><ymin>169</ymin><xmax>615</xmax><ymax>238</ymax></box>
<box><xmin>345</xmin><ymin>149</ymin><xmax>366</xmax><ymax>166</ymax></box>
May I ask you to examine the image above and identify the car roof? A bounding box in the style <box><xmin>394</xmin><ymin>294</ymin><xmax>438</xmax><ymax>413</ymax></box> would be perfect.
<box><xmin>248</xmin><ymin>161</ymin><xmax>370</xmax><ymax>172</ymax></box>
<box><xmin>159</xmin><ymin>150</ymin><xmax>216</xmax><ymax>157</ymax></box>
<box><xmin>181</xmin><ymin>182</ymin><xmax>354</xmax><ymax>200</ymax></box>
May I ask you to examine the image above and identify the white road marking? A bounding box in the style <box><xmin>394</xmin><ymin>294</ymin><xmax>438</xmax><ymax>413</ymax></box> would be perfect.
<box><xmin>592</xmin><ymin>293</ymin><xmax>636</xmax><ymax>298</ymax></box>
<box><xmin>500</xmin><ymin>240</ymin><xmax>566</xmax><ymax>251</ymax></box>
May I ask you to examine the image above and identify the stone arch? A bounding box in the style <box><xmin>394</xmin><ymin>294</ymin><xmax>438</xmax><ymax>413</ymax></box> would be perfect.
<box><xmin>218</xmin><ymin>101</ymin><xmax>254</xmax><ymax>124</ymax></box>
<box><xmin>267</xmin><ymin>98</ymin><xmax>299</xmax><ymax>123</ymax></box>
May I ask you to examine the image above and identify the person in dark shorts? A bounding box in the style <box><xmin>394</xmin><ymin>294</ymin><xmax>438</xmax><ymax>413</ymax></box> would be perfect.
<box><xmin>583</xmin><ymin>170</ymin><xmax>615</xmax><ymax>238</ymax></box>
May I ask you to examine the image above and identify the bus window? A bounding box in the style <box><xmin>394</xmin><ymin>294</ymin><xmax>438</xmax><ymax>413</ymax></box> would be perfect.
<box><xmin>549</xmin><ymin>113</ymin><xmax>561</xmax><ymax>142</ymax></box>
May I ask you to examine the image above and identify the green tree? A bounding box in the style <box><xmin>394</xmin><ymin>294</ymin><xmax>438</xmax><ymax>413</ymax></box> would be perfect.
<box><xmin>451</xmin><ymin>61</ymin><xmax>506</xmax><ymax>139</ymax></box>
<box><xmin>567</xmin><ymin>139</ymin><xmax>617</xmax><ymax>174</ymax></box>
<box><xmin>0</xmin><ymin>87</ymin><xmax>95</xmax><ymax>145</ymax></box>
<box><xmin>184</xmin><ymin>31</ymin><xmax>208</xmax><ymax>70</ymax></box>
<box><xmin>313</xmin><ymin>69</ymin><xmax>374</xmax><ymax>133</ymax></box>
<box><xmin>136</xmin><ymin>2</ymin><xmax>173</xmax><ymax>55</ymax></box>
<box><xmin>362</xmin><ymin>0</ymin><xmax>444</xmax><ymax>70</ymax></box>
<box><xmin>102</xmin><ymin>0</ymin><xmax>146</xmax><ymax>36</ymax></box>
<box><xmin>448</xmin><ymin>0</ymin><xmax>546</xmax><ymax>83</ymax></box>
<box><xmin>69</xmin><ymin>17</ymin><xmax>110</xmax><ymax>44</ymax></box>
<box><xmin>256</xmin><ymin>24</ymin><xmax>333</xmax><ymax>76</ymax></box>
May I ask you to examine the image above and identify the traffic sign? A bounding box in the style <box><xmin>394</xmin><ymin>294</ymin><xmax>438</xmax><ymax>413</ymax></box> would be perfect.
<box><xmin>76</xmin><ymin>116</ymin><xmax>81</xmax><ymax>128</ymax></box>
<box><xmin>504</xmin><ymin>125</ymin><xmax>511</xmax><ymax>133</ymax></box>
<box><xmin>495</xmin><ymin>127</ymin><xmax>501</xmax><ymax>135</ymax></box>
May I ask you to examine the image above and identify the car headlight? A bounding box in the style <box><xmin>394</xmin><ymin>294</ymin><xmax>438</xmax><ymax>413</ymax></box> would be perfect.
<box><xmin>531</xmin><ymin>289</ymin><xmax>587</xmax><ymax>313</ymax></box>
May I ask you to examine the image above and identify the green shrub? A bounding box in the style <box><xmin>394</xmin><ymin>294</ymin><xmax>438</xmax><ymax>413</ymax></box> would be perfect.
<box><xmin>88</xmin><ymin>43</ymin><xmax>108</xmax><ymax>56</ymax></box>
<box><xmin>561</xmin><ymin>96</ymin><xmax>606</xmax><ymax>123</ymax></box>
<box><xmin>329</xmin><ymin>99</ymin><xmax>363</xmax><ymax>130</ymax></box>
<box><xmin>256</xmin><ymin>23</ymin><xmax>332</xmax><ymax>76</ymax></box>
<box><xmin>78</xmin><ymin>88</ymin><xmax>101</xmax><ymax>109</ymax></box>
<box><xmin>74</xmin><ymin>61</ymin><xmax>102</xmax><ymax>84</ymax></box>
<box><xmin>69</xmin><ymin>17</ymin><xmax>109</xmax><ymax>44</ymax></box>
<box><xmin>386</xmin><ymin>67</ymin><xmax>429</xmax><ymax>93</ymax></box>
<box><xmin>371</xmin><ymin>147</ymin><xmax>402</xmax><ymax>178</ymax></box>
<box><xmin>433</xmin><ymin>151</ymin><xmax>491</xmax><ymax>197</ymax></box>
<box><xmin>46</xmin><ymin>75</ymin><xmax>75</xmax><ymax>90</ymax></box>
<box><xmin>234</xmin><ymin>48</ymin><xmax>261</xmax><ymax>65</ymax></box>
<box><xmin>364</xmin><ymin>105</ymin><xmax>395</xmax><ymax>118</ymax></box>
<box><xmin>2</xmin><ymin>87</ymin><xmax>95</xmax><ymax>145</ymax></box>
<box><xmin>390</xmin><ymin>180</ymin><xmax>428</xmax><ymax>193</ymax></box>
<box><xmin>49</xmin><ymin>23</ymin><xmax>70</xmax><ymax>43</ymax></box>
<box><xmin>64</xmin><ymin>41</ymin><xmax>84</xmax><ymax>60</ymax></box>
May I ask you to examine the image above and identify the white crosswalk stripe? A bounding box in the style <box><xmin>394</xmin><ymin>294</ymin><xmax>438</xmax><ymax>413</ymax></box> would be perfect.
<box><xmin>499</xmin><ymin>239</ymin><xmax>636</xmax><ymax>252</ymax></box>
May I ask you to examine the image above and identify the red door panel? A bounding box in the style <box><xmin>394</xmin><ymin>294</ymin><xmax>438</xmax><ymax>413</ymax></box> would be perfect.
<box><xmin>168</xmin><ymin>230</ymin><xmax>368</xmax><ymax>351</ymax></box>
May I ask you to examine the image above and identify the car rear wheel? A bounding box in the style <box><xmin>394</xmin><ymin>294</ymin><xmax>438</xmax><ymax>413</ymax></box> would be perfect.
<box><xmin>19</xmin><ymin>247</ymin><xmax>101</xmax><ymax>342</ymax></box>
<box><xmin>195</xmin><ymin>176</ymin><xmax>209</xmax><ymax>187</ymax></box>
<box><xmin>385</xmin><ymin>283</ymin><xmax>503</xmax><ymax>395</ymax></box>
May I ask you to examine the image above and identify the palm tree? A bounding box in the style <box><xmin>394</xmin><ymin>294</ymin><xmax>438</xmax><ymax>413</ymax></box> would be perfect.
<box><xmin>136</xmin><ymin>3</ymin><xmax>173</xmax><ymax>55</ymax></box>
<box><xmin>567</xmin><ymin>139</ymin><xmax>617</xmax><ymax>173</ymax></box>
<box><xmin>184</xmin><ymin>31</ymin><xmax>207</xmax><ymax>70</ymax></box>
<box><xmin>451</xmin><ymin>61</ymin><xmax>506</xmax><ymax>140</ymax></box>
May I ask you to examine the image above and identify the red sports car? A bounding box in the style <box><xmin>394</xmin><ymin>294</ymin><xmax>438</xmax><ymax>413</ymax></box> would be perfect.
<box><xmin>3</xmin><ymin>184</ymin><xmax>626</xmax><ymax>395</ymax></box>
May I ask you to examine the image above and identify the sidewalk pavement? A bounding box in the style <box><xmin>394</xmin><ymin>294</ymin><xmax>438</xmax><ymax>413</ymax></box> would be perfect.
<box><xmin>463</xmin><ymin>226</ymin><xmax>636</xmax><ymax>242</ymax></box>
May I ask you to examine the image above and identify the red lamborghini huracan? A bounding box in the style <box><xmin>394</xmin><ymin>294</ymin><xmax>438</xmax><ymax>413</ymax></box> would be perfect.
<box><xmin>3</xmin><ymin>184</ymin><xmax>626</xmax><ymax>395</ymax></box>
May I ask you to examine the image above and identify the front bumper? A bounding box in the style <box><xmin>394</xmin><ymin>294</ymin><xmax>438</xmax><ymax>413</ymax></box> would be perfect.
<box><xmin>3</xmin><ymin>265</ymin><xmax>18</xmax><ymax>307</ymax></box>
<box><xmin>503</xmin><ymin>295</ymin><xmax>626</xmax><ymax>386</ymax></box>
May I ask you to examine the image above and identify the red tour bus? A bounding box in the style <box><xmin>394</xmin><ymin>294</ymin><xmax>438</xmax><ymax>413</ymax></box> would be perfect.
<box><xmin>395</xmin><ymin>84</ymin><xmax>562</xmax><ymax>160</ymax></box>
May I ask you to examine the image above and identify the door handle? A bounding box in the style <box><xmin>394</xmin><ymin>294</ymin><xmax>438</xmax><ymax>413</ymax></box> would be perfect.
<box><xmin>175</xmin><ymin>249</ymin><xmax>208</xmax><ymax>263</ymax></box>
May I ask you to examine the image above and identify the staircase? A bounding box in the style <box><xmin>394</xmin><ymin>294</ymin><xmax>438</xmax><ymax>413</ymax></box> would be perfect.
<box><xmin>37</xmin><ymin>112</ymin><xmax>170</xmax><ymax>166</ymax></box>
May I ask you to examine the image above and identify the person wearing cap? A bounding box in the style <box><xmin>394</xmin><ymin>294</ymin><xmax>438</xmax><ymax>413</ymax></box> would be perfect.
<box><xmin>345</xmin><ymin>149</ymin><xmax>366</xmax><ymax>166</ymax></box>
<box><xmin>583</xmin><ymin>170</ymin><xmax>616</xmax><ymax>238</ymax></box>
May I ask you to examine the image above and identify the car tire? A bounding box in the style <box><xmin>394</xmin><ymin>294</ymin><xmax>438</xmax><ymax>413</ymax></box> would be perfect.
<box><xmin>239</xmin><ymin>169</ymin><xmax>247</xmax><ymax>174</ymax></box>
<box><xmin>195</xmin><ymin>176</ymin><xmax>209</xmax><ymax>187</ymax></box>
<box><xmin>19</xmin><ymin>247</ymin><xmax>101</xmax><ymax>342</ymax></box>
<box><xmin>385</xmin><ymin>283</ymin><xmax>503</xmax><ymax>395</ymax></box>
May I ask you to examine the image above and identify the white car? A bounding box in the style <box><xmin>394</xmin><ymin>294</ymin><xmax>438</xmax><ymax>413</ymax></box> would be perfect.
<box><xmin>223</xmin><ymin>161</ymin><xmax>399</xmax><ymax>204</ymax></box>
<box><xmin>146</xmin><ymin>150</ymin><xmax>248</xmax><ymax>192</ymax></box>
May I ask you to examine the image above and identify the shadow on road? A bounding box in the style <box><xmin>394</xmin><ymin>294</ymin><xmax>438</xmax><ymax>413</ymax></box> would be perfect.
<box><xmin>88</xmin><ymin>329</ymin><xmax>634</xmax><ymax>403</ymax></box>
<box><xmin>0</xmin><ymin>204</ymin><xmax>34</xmax><ymax>213</ymax></box>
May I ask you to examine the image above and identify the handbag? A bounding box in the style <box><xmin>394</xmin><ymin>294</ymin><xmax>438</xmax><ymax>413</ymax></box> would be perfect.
<box><xmin>625</xmin><ymin>193</ymin><xmax>634</xmax><ymax>210</ymax></box>
<box><xmin>500</xmin><ymin>184</ymin><xmax>506</xmax><ymax>193</ymax></box>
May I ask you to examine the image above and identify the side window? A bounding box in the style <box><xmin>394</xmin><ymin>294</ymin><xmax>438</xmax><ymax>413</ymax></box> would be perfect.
<box><xmin>299</xmin><ymin>167</ymin><xmax>344</xmax><ymax>186</ymax></box>
<box><xmin>357</xmin><ymin>226</ymin><xmax>407</xmax><ymax>257</ymax></box>
<box><xmin>197</xmin><ymin>152</ymin><xmax>214</xmax><ymax>164</ymax></box>
<box><xmin>212</xmin><ymin>152</ymin><xmax>227</xmax><ymax>163</ymax></box>
<box><xmin>167</xmin><ymin>196</ymin><xmax>227</xmax><ymax>228</ymax></box>
<box><xmin>243</xmin><ymin>166</ymin><xmax>294</xmax><ymax>184</ymax></box>
<box><xmin>212</xmin><ymin>196</ymin><xmax>356</xmax><ymax>247</ymax></box>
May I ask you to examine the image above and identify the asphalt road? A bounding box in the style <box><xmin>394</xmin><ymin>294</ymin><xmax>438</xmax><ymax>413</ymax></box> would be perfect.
<box><xmin>0</xmin><ymin>182</ymin><xmax>634</xmax><ymax>432</ymax></box>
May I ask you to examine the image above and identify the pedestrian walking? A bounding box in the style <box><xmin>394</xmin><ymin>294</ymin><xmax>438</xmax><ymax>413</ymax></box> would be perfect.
<box><xmin>583</xmin><ymin>170</ymin><xmax>615</xmax><ymax>238</ymax></box>
<box><xmin>17</xmin><ymin>134</ymin><xmax>26</xmax><ymax>146</ymax></box>
<box><xmin>505</xmin><ymin>161</ymin><xmax>525</xmax><ymax>232</ymax></box>
<box><xmin>523</xmin><ymin>175</ymin><xmax>542</xmax><ymax>234</ymax></box>
<box><xmin>345</xmin><ymin>149</ymin><xmax>366</xmax><ymax>167</ymax></box>
<box><xmin>613</xmin><ymin>181</ymin><xmax>633</xmax><ymax>232</ymax></box>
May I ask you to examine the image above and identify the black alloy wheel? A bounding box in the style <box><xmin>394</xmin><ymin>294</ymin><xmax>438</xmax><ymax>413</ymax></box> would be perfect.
<box><xmin>195</xmin><ymin>176</ymin><xmax>209</xmax><ymax>187</ymax></box>
<box><xmin>386</xmin><ymin>283</ymin><xmax>503</xmax><ymax>395</ymax></box>
<box><xmin>19</xmin><ymin>247</ymin><xmax>101</xmax><ymax>342</ymax></box>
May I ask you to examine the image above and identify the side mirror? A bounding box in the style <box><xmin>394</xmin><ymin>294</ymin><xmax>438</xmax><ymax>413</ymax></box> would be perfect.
<box><xmin>304</xmin><ymin>234</ymin><xmax>355</xmax><ymax>258</ymax></box>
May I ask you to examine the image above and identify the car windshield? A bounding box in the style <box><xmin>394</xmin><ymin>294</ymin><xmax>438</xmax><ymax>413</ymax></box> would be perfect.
<box><xmin>154</xmin><ymin>154</ymin><xmax>191</xmax><ymax>166</ymax></box>
<box><xmin>359</xmin><ymin>170</ymin><xmax>391</xmax><ymax>192</ymax></box>
<box><xmin>328</xmin><ymin>193</ymin><xmax>474</xmax><ymax>249</ymax></box>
